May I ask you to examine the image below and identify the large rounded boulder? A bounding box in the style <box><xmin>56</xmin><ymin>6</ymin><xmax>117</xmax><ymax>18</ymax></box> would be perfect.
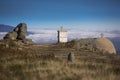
<box><xmin>16</xmin><ymin>23</ymin><xmax>27</xmax><ymax>40</ymax></box>
<box><xmin>94</xmin><ymin>37</ymin><xmax>116</xmax><ymax>54</ymax></box>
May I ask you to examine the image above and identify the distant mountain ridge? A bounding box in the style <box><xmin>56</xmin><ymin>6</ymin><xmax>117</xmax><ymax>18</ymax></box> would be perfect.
<box><xmin>0</xmin><ymin>24</ymin><xmax>34</xmax><ymax>35</ymax></box>
<box><xmin>109</xmin><ymin>37</ymin><xmax>120</xmax><ymax>53</ymax></box>
<box><xmin>0</xmin><ymin>24</ymin><xmax>14</xmax><ymax>32</ymax></box>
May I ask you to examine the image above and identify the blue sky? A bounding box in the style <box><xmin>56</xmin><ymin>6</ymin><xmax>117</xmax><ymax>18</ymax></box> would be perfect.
<box><xmin>0</xmin><ymin>0</ymin><xmax>120</xmax><ymax>30</ymax></box>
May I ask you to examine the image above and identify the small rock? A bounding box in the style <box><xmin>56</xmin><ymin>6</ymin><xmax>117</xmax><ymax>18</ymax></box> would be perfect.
<box><xmin>67</xmin><ymin>52</ymin><xmax>75</xmax><ymax>62</ymax></box>
<box><xmin>5</xmin><ymin>44</ymin><xmax>9</xmax><ymax>48</ymax></box>
<box><xmin>18</xmin><ymin>48</ymin><xmax>22</xmax><ymax>51</ymax></box>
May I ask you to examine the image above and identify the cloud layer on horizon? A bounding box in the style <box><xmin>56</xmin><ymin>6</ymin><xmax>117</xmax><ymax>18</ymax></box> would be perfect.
<box><xmin>26</xmin><ymin>29</ymin><xmax>120</xmax><ymax>43</ymax></box>
<box><xmin>0</xmin><ymin>29</ymin><xmax>120</xmax><ymax>43</ymax></box>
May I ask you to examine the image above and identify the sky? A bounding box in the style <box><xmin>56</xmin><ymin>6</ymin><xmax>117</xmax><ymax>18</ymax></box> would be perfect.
<box><xmin>0</xmin><ymin>0</ymin><xmax>120</xmax><ymax>30</ymax></box>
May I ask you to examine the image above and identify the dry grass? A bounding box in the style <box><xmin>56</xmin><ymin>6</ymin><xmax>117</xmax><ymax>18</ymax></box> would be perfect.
<box><xmin>0</xmin><ymin>43</ymin><xmax>120</xmax><ymax>80</ymax></box>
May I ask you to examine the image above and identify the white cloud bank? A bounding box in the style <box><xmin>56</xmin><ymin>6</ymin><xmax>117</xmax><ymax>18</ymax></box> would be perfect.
<box><xmin>27</xmin><ymin>29</ymin><xmax>120</xmax><ymax>43</ymax></box>
<box><xmin>0</xmin><ymin>29</ymin><xmax>120</xmax><ymax>44</ymax></box>
<box><xmin>27</xmin><ymin>29</ymin><xmax>57</xmax><ymax>43</ymax></box>
<box><xmin>0</xmin><ymin>32</ymin><xmax>7</xmax><ymax>39</ymax></box>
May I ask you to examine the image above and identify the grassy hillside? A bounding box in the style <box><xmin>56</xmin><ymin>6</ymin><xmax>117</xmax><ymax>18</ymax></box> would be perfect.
<box><xmin>0</xmin><ymin>41</ymin><xmax>120</xmax><ymax>80</ymax></box>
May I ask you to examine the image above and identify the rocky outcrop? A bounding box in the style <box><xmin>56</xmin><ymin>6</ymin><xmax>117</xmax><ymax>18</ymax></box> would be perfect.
<box><xmin>74</xmin><ymin>38</ymin><xmax>95</xmax><ymax>51</ymax></box>
<box><xmin>94</xmin><ymin>37</ymin><xmax>116</xmax><ymax>54</ymax></box>
<box><xmin>4</xmin><ymin>31</ymin><xmax>18</xmax><ymax>40</ymax></box>
<box><xmin>15</xmin><ymin>23</ymin><xmax>27</xmax><ymax>40</ymax></box>
<box><xmin>67</xmin><ymin>37</ymin><xmax>116</xmax><ymax>54</ymax></box>
<box><xmin>4</xmin><ymin>23</ymin><xmax>27</xmax><ymax>40</ymax></box>
<box><xmin>3</xmin><ymin>23</ymin><xmax>33</xmax><ymax>46</ymax></box>
<box><xmin>67</xmin><ymin>52</ymin><xmax>75</xmax><ymax>62</ymax></box>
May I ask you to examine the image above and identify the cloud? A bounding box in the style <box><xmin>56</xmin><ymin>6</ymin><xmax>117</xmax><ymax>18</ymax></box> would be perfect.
<box><xmin>27</xmin><ymin>29</ymin><xmax>58</xmax><ymax>43</ymax></box>
<box><xmin>26</xmin><ymin>29</ymin><xmax>120</xmax><ymax>43</ymax></box>
<box><xmin>0</xmin><ymin>29</ymin><xmax>120</xmax><ymax>43</ymax></box>
<box><xmin>0</xmin><ymin>32</ymin><xmax>7</xmax><ymax>39</ymax></box>
<box><xmin>1</xmin><ymin>29</ymin><xmax>120</xmax><ymax>53</ymax></box>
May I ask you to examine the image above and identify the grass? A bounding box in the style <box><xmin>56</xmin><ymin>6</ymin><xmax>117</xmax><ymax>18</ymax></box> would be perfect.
<box><xmin>1</xmin><ymin>58</ymin><xmax>120</xmax><ymax>80</ymax></box>
<box><xmin>0</xmin><ymin>43</ymin><xmax>120</xmax><ymax>80</ymax></box>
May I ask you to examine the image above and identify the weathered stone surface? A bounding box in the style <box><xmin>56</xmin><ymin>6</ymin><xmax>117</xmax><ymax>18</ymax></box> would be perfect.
<box><xmin>13</xmin><ymin>27</ymin><xmax>19</xmax><ymax>32</ymax></box>
<box><xmin>19</xmin><ymin>23</ymin><xmax>27</xmax><ymax>32</ymax></box>
<box><xmin>16</xmin><ymin>23</ymin><xmax>27</xmax><ymax>40</ymax></box>
<box><xmin>71</xmin><ymin>38</ymin><xmax>96</xmax><ymax>51</ymax></box>
<box><xmin>67</xmin><ymin>52</ymin><xmax>75</xmax><ymax>62</ymax></box>
<box><xmin>4</xmin><ymin>32</ymin><xmax>18</xmax><ymax>40</ymax></box>
<box><xmin>4</xmin><ymin>23</ymin><xmax>27</xmax><ymax>40</ymax></box>
<box><xmin>22</xmin><ymin>39</ymin><xmax>33</xmax><ymax>44</ymax></box>
<box><xmin>68</xmin><ymin>37</ymin><xmax>116</xmax><ymax>54</ymax></box>
<box><xmin>3</xmin><ymin>23</ymin><xmax>33</xmax><ymax>46</ymax></box>
<box><xmin>94</xmin><ymin>38</ymin><xmax>116</xmax><ymax>54</ymax></box>
<box><xmin>17</xmin><ymin>32</ymin><xmax>26</xmax><ymax>40</ymax></box>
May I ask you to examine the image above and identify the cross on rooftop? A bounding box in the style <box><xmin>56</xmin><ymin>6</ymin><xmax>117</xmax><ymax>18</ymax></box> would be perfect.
<box><xmin>101</xmin><ymin>33</ymin><xmax>104</xmax><ymax>38</ymax></box>
<box><xmin>60</xmin><ymin>26</ymin><xmax>63</xmax><ymax>30</ymax></box>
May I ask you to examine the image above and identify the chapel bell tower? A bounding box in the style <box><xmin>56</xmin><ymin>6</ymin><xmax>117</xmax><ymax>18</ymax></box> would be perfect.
<box><xmin>57</xmin><ymin>27</ymin><xmax>67</xmax><ymax>43</ymax></box>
